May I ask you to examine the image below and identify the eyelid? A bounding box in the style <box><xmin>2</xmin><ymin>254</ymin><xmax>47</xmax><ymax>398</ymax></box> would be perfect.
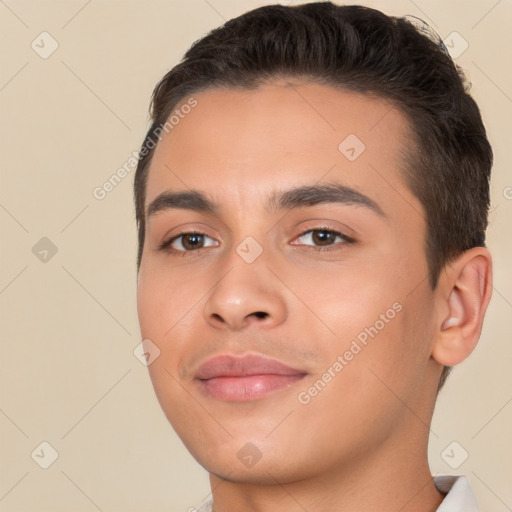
<box><xmin>294</xmin><ymin>217</ymin><xmax>357</xmax><ymax>238</ymax></box>
<box><xmin>158</xmin><ymin>230</ymin><xmax>218</xmax><ymax>252</ymax></box>
<box><xmin>291</xmin><ymin>226</ymin><xmax>356</xmax><ymax>247</ymax></box>
<box><xmin>156</xmin><ymin>221</ymin><xmax>217</xmax><ymax>248</ymax></box>
<box><xmin>157</xmin><ymin>223</ymin><xmax>356</xmax><ymax>255</ymax></box>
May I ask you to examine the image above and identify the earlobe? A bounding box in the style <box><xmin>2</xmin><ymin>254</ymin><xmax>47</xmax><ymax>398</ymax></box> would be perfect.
<box><xmin>432</xmin><ymin>247</ymin><xmax>493</xmax><ymax>367</ymax></box>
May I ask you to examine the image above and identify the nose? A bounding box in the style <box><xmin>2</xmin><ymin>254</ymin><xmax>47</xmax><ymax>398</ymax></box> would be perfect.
<box><xmin>202</xmin><ymin>257</ymin><xmax>287</xmax><ymax>331</ymax></box>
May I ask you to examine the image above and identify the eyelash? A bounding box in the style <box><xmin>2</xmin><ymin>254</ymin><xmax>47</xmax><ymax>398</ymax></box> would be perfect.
<box><xmin>158</xmin><ymin>230</ymin><xmax>215</xmax><ymax>257</ymax></box>
<box><xmin>158</xmin><ymin>227</ymin><xmax>356</xmax><ymax>256</ymax></box>
<box><xmin>292</xmin><ymin>227</ymin><xmax>356</xmax><ymax>251</ymax></box>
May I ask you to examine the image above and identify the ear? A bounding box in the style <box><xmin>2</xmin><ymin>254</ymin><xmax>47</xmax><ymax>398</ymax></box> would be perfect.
<box><xmin>432</xmin><ymin>247</ymin><xmax>493</xmax><ymax>366</ymax></box>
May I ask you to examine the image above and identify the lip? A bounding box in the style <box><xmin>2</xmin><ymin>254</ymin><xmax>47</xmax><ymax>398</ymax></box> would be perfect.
<box><xmin>194</xmin><ymin>354</ymin><xmax>307</xmax><ymax>402</ymax></box>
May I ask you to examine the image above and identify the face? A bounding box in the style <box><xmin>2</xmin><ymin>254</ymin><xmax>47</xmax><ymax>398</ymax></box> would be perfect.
<box><xmin>137</xmin><ymin>81</ymin><xmax>442</xmax><ymax>484</ymax></box>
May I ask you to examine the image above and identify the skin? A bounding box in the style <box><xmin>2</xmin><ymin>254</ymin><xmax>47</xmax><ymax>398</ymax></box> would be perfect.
<box><xmin>136</xmin><ymin>80</ymin><xmax>492</xmax><ymax>512</ymax></box>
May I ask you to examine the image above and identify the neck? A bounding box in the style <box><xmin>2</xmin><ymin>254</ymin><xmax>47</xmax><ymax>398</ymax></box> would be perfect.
<box><xmin>208</xmin><ymin>427</ymin><xmax>444</xmax><ymax>512</ymax></box>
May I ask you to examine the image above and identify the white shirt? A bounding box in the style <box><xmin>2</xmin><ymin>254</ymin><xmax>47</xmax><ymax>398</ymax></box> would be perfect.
<box><xmin>434</xmin><ymin>475</ymin><xmax>479</xmax><ymax>511</ymax></box>
<box><xmin>194</xmin><ymin>475</ymin><xmax>478</xmax><ymax>512</ymax></box>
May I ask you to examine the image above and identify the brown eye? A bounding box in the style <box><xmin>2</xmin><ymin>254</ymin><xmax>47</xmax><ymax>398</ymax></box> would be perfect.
<box><xmin>294</xmin><ymin>228</ymin><xmax>347</xmax><ymax>247</ymax></box>
<box><xmin>159</xmin><ymin>232</ymin><xmax>219</xmax><ymax>253</ymax></box>
<box><xmin>178</xmin><ymin>233</ymin><xmax>206</xmax><ymax>250</ymax></box>
<box><xmin>310</xmin><ymin>230</ymin><xmax>339</xmax><ymax>246</ymax></box>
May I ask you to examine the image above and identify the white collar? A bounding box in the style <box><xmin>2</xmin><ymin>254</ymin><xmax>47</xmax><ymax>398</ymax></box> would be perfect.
<box><xmin>196</xmin><ymin>474</ymin><xmax>478</xmax><ymax>512</ymax></box>
<box><xmin>434</xmin><ymin>475</ymin><xmax>479</xmax><ymax>511</ymax></box>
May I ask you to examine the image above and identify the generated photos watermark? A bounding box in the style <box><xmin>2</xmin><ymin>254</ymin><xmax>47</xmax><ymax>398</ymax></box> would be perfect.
<box><xmin>92</xmin><ymin>96</ymin><xmax>198</xmax><ymax>201</ymax></box>
<box><xmin>297</xmin><ymin>301</ymin><xmax>403</xmax><ymax>404</ymax></box>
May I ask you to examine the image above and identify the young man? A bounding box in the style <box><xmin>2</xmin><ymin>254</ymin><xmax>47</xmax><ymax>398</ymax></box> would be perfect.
<box><xmin>134</xmin><ymin>2</ymin><xmax>493</xmax><ymax>511</ymax></box>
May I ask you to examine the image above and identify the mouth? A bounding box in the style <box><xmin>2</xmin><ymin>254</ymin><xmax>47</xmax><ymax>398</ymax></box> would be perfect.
<box><xmin>194</xmin><ymin>353</ymin><xmax>307</xmax><ymax>402</ymax></box>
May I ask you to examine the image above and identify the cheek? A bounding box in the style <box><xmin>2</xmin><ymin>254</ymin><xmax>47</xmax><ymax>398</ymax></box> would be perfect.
<box><xmin>299</xmin><ymin>250</ymin><xmax>430</xmax><ymax>382</ymax></box>
<box><xmin>136</xmin><ymin>268</ymin><xmax>194</xmax><ymax>417</ymax></box>
<box><xmin>136</xmin><ymin>273</ymin><xmax>166</xmax><ymax>341</ymax></box>
<box><xmin>137</xmin><ymin>262</ymin><xmax>211</xmax><ymax>393</ymax></box>
<box><xmin>296</xmin><ymin>262</ymin><xmax>401</xmax><ymax>342</ymax></box>
<box><xmin>137</xmin><ymin>262</ymin><xmax>197</xmax><ymax>339</ymax></box>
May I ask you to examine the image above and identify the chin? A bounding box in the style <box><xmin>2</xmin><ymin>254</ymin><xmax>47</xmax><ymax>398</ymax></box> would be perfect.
<box><xmin>181</xmin><ymin>432</ymin><xmax>316</xmax><ymax>485</ymax></box>
<box><xmin>200</xmin><ymin>455</ymin><xmax>305</xmax><ymax>485</ymax></box>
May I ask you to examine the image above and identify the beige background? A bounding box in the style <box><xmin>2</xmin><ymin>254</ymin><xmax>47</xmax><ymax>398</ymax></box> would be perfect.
<box><xmin>1</xmin><ymin>0</ymin><xmax>511</xmax><ymax>510</ymax></box>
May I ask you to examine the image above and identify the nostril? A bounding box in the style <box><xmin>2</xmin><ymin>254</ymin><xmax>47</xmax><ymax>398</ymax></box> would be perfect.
<box><xmin>253</xmin><ymin>311</ymin><xmax>268</xmax><ymax>319</ymax></box>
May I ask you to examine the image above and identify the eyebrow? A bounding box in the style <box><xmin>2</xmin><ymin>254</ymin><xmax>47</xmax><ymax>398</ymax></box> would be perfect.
<box><xmin>146</xmin><ymin>182</ymin><xmax>385</xmax><ymax>218</ymax></box>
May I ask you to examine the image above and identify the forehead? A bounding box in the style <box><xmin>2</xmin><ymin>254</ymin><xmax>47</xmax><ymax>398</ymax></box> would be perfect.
<box><xmin>145</xmin><ymin>81</ymin><xmax>421</xmax><ymax>222</ymax></box>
